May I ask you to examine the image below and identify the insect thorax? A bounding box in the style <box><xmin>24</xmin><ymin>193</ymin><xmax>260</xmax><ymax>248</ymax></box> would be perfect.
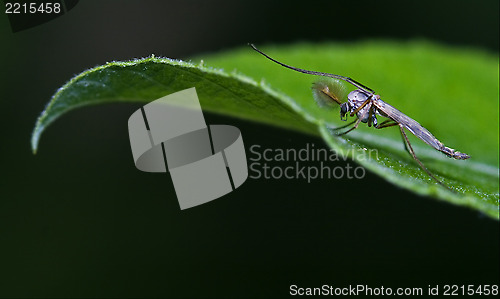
<box><xmin>347</xmin><ymin>90</ymin><xmax>372</xmax><ymax>122</ymax></box>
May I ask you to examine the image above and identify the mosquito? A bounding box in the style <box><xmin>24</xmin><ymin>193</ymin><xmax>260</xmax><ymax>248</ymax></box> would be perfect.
<box><xmin>249</xmin><ymin>44</ymin><xmax>470</xmax><ymax>189</ymax></box>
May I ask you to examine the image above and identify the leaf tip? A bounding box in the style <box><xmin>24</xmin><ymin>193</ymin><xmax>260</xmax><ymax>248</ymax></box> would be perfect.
<box><xmin>31</xmin><ymin>130</ymin><xmax>40</xmax><ymax>154</ymax></box>
<box><xmin>31</xmin><ymin>119</ymin><xmax>44</xmax><ymax>155</ymax></box>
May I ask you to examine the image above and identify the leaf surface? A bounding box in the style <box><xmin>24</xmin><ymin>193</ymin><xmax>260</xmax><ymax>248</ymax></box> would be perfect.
<box><xmin>32</xmin><ymin>41</ymin><xmax>500</xmax><ymax>219</ymax></box>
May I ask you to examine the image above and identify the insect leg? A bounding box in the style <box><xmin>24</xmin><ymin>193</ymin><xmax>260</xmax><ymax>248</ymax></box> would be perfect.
<box><xmin>336</xmin><ymin>101</ymin><xmax>373</xmax><ymax>135</ymax></box>
<box><xmin>399</xmin><ymin>125</ymin><xmax>452</xmax><ymax>191</ymax></box>
<box><xmin>374</xmin><ymin>120</ymin><xmax>412</xmax><ymax>155</ymax></box>
<box><xmin>329</xmin><ymin>119</ymin><xmax>357</xmax><ymax>131</ymax></box>
<box><xmin>374</xmin><ymin>119</ymin><xmax>398</xmax><ymax>129</ymax></box>
<box><xmin>367</xmin><ymin>105</ymin><xmax>375</xmax><ymax>127</ymax></box>
<box><xmin>336</xmin><ymin>118</ymin><xmax>362</xmax><ymax>136</ymax></box>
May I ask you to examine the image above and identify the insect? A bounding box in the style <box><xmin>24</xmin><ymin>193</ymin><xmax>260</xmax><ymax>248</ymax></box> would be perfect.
<box><xmin>249</xmin><ymin>44</ymin><xmax>470</xmax><ymax>189</ymax></box>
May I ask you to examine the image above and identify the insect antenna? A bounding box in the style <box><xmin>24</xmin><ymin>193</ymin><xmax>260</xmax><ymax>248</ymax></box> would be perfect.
<box><xmin>249</xmin><ymin>43</ymin><xmax>375</xmax><ymax>94</ymax></box>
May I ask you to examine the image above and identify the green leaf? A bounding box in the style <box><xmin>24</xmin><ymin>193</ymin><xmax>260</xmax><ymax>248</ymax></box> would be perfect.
<box><xmin>31</xmin><ymin>41</ymin><xmax>499</xmax><ymax>219</ymax></box>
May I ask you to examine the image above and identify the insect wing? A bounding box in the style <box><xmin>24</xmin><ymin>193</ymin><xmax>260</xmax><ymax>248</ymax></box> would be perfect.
<box><xmin>311</xmin><ymin>78</ymin><xmax>349</xmax><ymax>109</ymax></box>
<box><xmin>373</xmin><ymin>99</ymin><xmax>443</xmax><ymax>151</ymax></box>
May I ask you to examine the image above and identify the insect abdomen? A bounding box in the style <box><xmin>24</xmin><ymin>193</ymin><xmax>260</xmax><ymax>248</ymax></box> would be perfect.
<box><xmin>441</xmin><ymin>147</ymin><xmax>470</xmax><ymax>159</ymax></box>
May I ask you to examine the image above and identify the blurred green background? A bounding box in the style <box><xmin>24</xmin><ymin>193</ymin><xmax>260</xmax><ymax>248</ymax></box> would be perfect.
<box><xmin>0</xmin><ymin>1</ymin><xmax>498</xmax><ymax>298</ymax></box>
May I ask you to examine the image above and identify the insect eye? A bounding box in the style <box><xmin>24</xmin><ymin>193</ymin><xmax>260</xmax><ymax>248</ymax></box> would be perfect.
<box><xmin>340</xmin><ymin>102</ymin><xmax>349</xmax><ymax>121</ymax></box>
<box><xmin>340</xmin><ymin>103</ymin><xmax>348</xmax><ymax>115</ymax></box>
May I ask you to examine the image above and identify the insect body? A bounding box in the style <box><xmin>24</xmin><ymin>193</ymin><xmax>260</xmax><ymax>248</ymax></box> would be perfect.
<box><xmin>250</xmin><ymin>44</ymin><xmax>470</xmax><ymax>189</ymax></box>
<box><xmin>342</xmin><ymin>89</ymin><xmax>469</xmax><ymax>160</ymax></box>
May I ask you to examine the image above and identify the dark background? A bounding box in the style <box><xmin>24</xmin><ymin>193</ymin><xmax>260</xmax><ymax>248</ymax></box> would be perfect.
<box><xmin>0</xmin><ymin>1</ymin><xmax>498</xmax><ymax>298</ymax></box>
